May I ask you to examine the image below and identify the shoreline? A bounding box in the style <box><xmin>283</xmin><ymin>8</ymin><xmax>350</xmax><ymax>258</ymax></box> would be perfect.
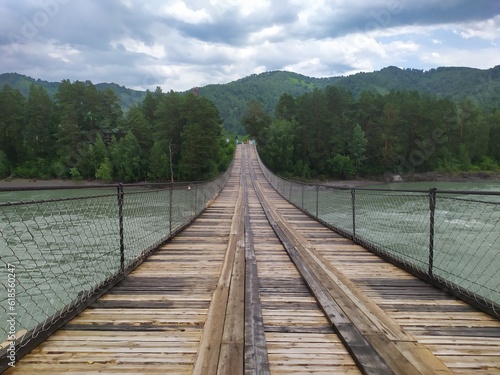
<box><xmin>0</xmin><ymin>178</ymin><xmax>110</xmax><ymax>189</ymax></box>
<box><xmin>2</xmin><ymin>170</ymin><xmax>500</xmax><ymax>190</ymax></box>
<box><xmin>322</xmin><ymin>171</ymin><xmax>500</xmax><ymax>188</ymax></box>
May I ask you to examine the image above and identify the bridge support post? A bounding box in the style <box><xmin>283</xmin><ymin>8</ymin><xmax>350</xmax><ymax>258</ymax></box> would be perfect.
<box><xmin>315</xmin><ymin>185</ymin><xmax>319</xmax><ymax>218</ymax></box>
<box><xmin>117</xmin><ymin>183</ymin><xmax>125</xmax><ymax>273</ymax></box>
<box><xmin>428</xmin><ymin>188</ymin><xmax>437</xmax><ymax>277</ymax></box>
<box><xmin>301</xmin><ymin>184</ymin><xmax>304</xmax><ymax>210</ymax></box>
<box><xmin>194</xmin><ymin>184</ymin><xmax>198</xmax><ymax>213</ymax></box>
<box><xmin>169</xmin><ymin>188</ymin><xmax>173</xmax><ymax>236</ymax></box>
<box><xmin>351</xmin><ymin>189</ymin><xmax>356</xmax><ymax>238</ymax></box>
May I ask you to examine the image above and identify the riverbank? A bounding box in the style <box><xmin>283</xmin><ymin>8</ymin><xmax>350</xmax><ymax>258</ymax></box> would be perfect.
<box><xmin>0</xmin><ymin>178</ymin><xmax>108</xmax><ymax>189</ymax></box>
<box><xmin>402</xmin><ymin>171</ymin><xmax>500</xmax><ymax>183</ymax></box>
<box><xmin>324</xmin><ymin>171</ymin><xmax>500</xmax><ymax>188</ymax></box>
<box><xmin>2</xmin><ymin>170</ymin><xmax>500</xmax><ymax>190</ymax></box>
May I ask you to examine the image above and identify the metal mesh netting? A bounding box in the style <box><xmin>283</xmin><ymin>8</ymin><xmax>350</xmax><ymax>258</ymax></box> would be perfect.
<box><xmin>0</xmin><ymin>193</ymin><xmax>120</xmax><ymax>346</ymax></box>
<box><xmin>258</xmin><ymin>154</ymin><xmax>500</xmax><ymax>317</ymax></box>
<box><xmin>354</xmin><ymin>191</ymin><xmax>430</xmax><ymax>271</ymax></box>
<box><xmin>433</xmin><ymin>194</ymin><xmax>500</xmax><ymax>305</ymax></box>
<box><xmin>318</xmin><ymin>186</ymin><xmax>353</xmax><ymax>234</ymax></box>
<box><xmin>0</xmin><ymin>165</ymin><xmax>231</xmax><ymax>354</ymax></box>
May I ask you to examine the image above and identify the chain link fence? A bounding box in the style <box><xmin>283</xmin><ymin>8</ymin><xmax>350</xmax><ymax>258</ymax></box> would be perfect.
<box><xmin>258</xmin><ymin>154</ymin><xmax>500</xmax><ymax>318</ymax></box>
<box><xmin>0</xmin><ymin>167</ymin><xmax>231</xmax><ymax>364</ymax></box>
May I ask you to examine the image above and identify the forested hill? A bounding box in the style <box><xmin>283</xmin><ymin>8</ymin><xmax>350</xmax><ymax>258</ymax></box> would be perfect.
<box><xmin>0</xmin><ymin>73</ymin><xmax>146</xmax><ymax>110</ymax></box>
<box><xmin>202</xmin><ymin>66</ymin><xmax>500</xmax><ymax>134</ymax></box>
<box><xmin>196</xmin><ymin>71</ymin><xmax>340</xmax><ymax>133</ymax></box>
<box><xmin>335</xmin><ymin>65</ymin><xmax>500</xmax><ymax>108</ymax></box>
<box><xmin>2</xmin><ymin>65</ymin><xmax>500</xmax><ymax>134</ymax></box>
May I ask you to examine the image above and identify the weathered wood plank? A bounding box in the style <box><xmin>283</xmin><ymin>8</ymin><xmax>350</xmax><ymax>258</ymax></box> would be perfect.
<box><xmin>192</xmin><ymin>184</ymin><xmax>244</xmax><ymax>375</ymax></box>
<box><xmin>7</xmin><ymin>144</ymin><xmax>500</xmax><ymax>375</ymax></box>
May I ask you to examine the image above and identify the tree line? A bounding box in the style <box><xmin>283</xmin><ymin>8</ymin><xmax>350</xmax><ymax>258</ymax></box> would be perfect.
<box><xmin>244</xmin><ymin>86</ymin><xmax>500</xmax><ymax>179</ymax></box>
<box><xmin>0</xmin><ymin>81</ymin><xmax>234</xmax><ymax>182</ymax></box>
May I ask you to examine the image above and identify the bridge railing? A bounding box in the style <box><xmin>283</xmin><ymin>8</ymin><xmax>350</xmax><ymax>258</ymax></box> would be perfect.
<box><xmin>0</xmin><ymin>166</ymin><xmax>231</xmax><ymax>366</ymax></box>
<box><xmin>258</xmin><ymin>155</ymin><xmax>500</xmax><ymax>319</ymax></box>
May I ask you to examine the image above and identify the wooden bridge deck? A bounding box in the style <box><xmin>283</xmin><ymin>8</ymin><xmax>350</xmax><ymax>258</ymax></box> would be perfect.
<box><xmin>8</xmin><ymin>144</ymin><xmax>500</xmax><ymax>374</ymax></box>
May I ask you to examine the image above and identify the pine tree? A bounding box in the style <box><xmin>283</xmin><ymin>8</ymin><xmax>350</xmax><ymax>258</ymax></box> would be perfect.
<box><xmin>148</xmin><ymin>141</ymin><xmax>169</xmax><ymax>181</ymax></box>
<box><xmin>348</xmin><ymin>124</ymin><xmax>367</xmax><ymax>174</ymax></box>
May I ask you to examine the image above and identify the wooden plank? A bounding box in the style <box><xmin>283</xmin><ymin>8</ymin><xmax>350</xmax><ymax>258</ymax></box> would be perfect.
<box><xmin>192</xmin><ymin>184</ymin><xmax>244</xmax><ymax>375</ymax></box>
<box><xmin>244</xmin><ymin>146</ymin><xmax>360</xmax><ymax>375</ymax></box>
<box><xmin>247</xmin><ymin>147</ymin><xmax>455</xmax><ymax>375</ymax></box>
<box><xmin>243</xmin><ymin>158</ymin><xmax>271</xmax><ymax>375</ymax></box>
<box><xmin>8</xmin><ymin>144</ymin><xmax>500</xmax><ymax>374</ymax></box>
<box><xmin>8</xmin><ymin>147</ymin><xmax>244</xmax><ymax>374</ymax></box>
<box><xmin>253</xmin><ymin>161</ymin><xmax>500</xmax><ymax>375</ymax></box>
<box><xmin>252</xmin><ymin>177</ymin><xmax>394</xmax><ymax>375</ymax></box>
<box><xmin>218</xmin><ymin>210</ymin><xmax>245</xmax><ymax>375</ymax></box>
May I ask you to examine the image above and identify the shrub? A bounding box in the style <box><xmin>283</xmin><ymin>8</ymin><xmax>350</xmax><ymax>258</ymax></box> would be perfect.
<box><xmin>95</xmin><ymin>158</ymin><xmax>114</xmax><ymax>182</ymax></box>
<box><xmin>328</xmin><ymin>154</ymin><xmax>355</xmax><ymax>179</ymax></box>
<box><xmin>69</xmin><ymin>167</ymin><xmax>82</xmax><ymax>180</ymax></box>
<box><xmin>0</xmin><ymin>151</ymin><xmax>10</xmax><ymax>179</ymax></box>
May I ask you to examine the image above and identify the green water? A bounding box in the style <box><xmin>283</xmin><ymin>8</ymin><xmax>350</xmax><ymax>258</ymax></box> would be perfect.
<box><xmin>1</xmin><ymin>181</ymin><xmax>499</xmax><ymax>343</ymax></box>
<box><xmin>292</xmin><ymin>180</ymin><xmax>500</xmax><ymax>309</ymax></box>
<box><xmin>0</xmin><ymin>187</ymin><xmax>199</xmax><ymax>343</ymax></box>
<box><xmin>0</xmin><ymin>187</ymin><xmax>117</xmax><ymax>204</ymax></box>
<box><xmin>363</xmin><ymin>180</ymin><xmax>500</xmax><ymax>193</ymax></box>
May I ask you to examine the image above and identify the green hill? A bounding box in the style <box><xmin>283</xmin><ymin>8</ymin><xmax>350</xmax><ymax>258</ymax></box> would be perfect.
<box><xmin>2</xmin><ymin>65</ymin><xmax>499</xmax><ymax>135</ymax></box>
<box><xmin>199</xmin><ymin>66</ymin><xmax>500</xmax><ymax>134</ymax></box>
<box><xmin>196</xmin><ymin>71</ymin><xmax>341</xmax><ymax>133</ymax></box>
<box><xmin>0</xmin><ymin>73</ymin><xmax>146</xmax><ymax>111</ymax></box>
<box><xmin>335</xmin><ymin>66</ymin><xmax>500</xmax><ymax>108</ymax></box>
<box><xmin>0</xmin><ymin>73</ymin><xmax>60</xmax><ymax>97</ymax></box>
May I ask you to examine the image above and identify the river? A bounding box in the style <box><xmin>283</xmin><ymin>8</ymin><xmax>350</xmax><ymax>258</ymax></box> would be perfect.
<box><xmin>1</xmin><ymin>181</ymin><xmax>499</xmax><ymax>343</ymax></box>
<box><xmin>0</xmin><ymin>186</ymin><xmax>195</xmax><ymax>343</ymax></box>
<box><xmin>312</xmin><ymin>180</ymin><xmax>500</xmax><ymax>309</ymax></box>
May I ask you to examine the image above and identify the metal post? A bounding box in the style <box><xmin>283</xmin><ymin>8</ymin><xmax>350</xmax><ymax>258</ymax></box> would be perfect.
<box><xmin>301</xmin><ymin>184</ymin><xmax>304</xmax><ymax>210</ymax></box>
<box><xmin>429</xmin><ymin>188</ymin><xmax>437</xmax><ymax>277</ymax></box>
<box><xmin>351</xmin><ymin>189</ymin><xmax>356</xmax><ymax>238</ymax></box>
<box><xmin>316</xmin><ymin>185</ymin><xmax>319</xmax><ymax>218</ymax></box>
<box><xmin>194</xmin><ymin>184</ymin><xmax>198</xmax><ymax>214</ymax></box>
<box><xmin>117</xmin><ymin>183</ymin><xmax>125</xmax><ymax>273</ymax></box>
<box><xmin>169</xmin><ymin>187</ymin><xmax>173</xmax><ymax>235</ymax></box>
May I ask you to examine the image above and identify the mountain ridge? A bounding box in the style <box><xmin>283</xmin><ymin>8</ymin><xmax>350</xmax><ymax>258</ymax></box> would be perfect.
<box><xmin>2</xmin><ymin>65</ymin><xmax>499</xmax><ymax>134</ymax></box>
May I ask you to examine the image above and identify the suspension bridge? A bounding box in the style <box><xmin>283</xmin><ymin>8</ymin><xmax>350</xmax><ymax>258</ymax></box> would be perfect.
<box><xmin>1</xmin><ymin>144</ymin><xmax>499</xmax><ymax>374</ymax></box>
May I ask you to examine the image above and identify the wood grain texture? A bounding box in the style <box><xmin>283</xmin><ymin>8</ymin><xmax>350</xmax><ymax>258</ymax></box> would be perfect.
<box><xmin>8</xmin><ymin>144</ymin><xmax>500</xmax><ymax>375</ymax></box>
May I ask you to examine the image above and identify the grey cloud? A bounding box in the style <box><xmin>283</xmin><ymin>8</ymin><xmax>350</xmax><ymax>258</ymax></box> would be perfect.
<box><xmin>313</xmin><ymin>0</ymin><xmax>500</xmax><ymax>39</ymax></box>
<box><xmin>1</xmin><ymin>0</ymin><xmax>499</xmax><ymax>91</ymax></box>
<box><xmin>1</xmin><ymin>1</ymin><xmax>155</xmax><ymax>50</ymax></box>
<box><xmin>159</xmin><ymin>2</ymin><xmax>298</xmax><ymax>45</ymax></box>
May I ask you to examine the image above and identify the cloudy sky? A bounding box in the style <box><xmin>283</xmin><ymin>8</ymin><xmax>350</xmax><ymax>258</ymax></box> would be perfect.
<box><xmin>1</xmin><ymin>0</ymin><xmax>499</xmax><ymax>92</ymax></box>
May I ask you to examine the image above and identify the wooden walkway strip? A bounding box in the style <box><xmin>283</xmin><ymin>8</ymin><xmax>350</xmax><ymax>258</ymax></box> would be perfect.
<box><xmin>251</xmin><ymin>175</ymin><xmax>393</xmax><ymax>375</ymax></box>
<box><xmin>6</xmin><ymin>148</ymin><xmax>243</xmax><ymax>374</ymax></box>
<box><xmin>6</xmin><ymin>144</ymin><xmax>500</xmax><ymax>374</ymax></box>
<box><xmin>244</xmin><ymin>152</ymin><xmax>361</xmax><ymax>374</ymax></box>
<box><xmin>192</xmin><ymin>185</ymin><xmax>245</xmax><ymax>373</ymax></box>
<box><xmin>251</xmin><ymin>149</ymin><xmax>500</xmax><ymax>374</ymax></box>
<box><xmin>242</xmin><ymin>147</ymin><xmax>271</xmax><ymax>375</ymax></box>
<box><xmin>248</xmin><ymin>145</ymin><xmax>454</xmax><ymax>375</ymax></box>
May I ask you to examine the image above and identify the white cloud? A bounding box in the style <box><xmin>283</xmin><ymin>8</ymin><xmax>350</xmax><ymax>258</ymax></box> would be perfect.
<box><xmin>458</xmin><ymin>15</ymin><xmax>500</xmax><ymax>41</ymax></box>
<box><xmin>159</xmin><ymin>1</ymin><xmax>212</xmax><ymax>24</ymax></box>
<box><xmin>248</xmin><ymin>25</ymin><xmax>284</xmax><ymax>44</ymax></box>
<box><xmin>421</xmin><ymin>47</ymin><xmax>499</xmax><ymax>69</ymax></box>
<box><xmin>0</xmin><ymin>0</ymin><xmax>499</xmax><ymax>91</ymax></box>
<box><xmin>111</xmin><ymin>38</ymin><xmax>166</xmax><ymax>59</ymax></box>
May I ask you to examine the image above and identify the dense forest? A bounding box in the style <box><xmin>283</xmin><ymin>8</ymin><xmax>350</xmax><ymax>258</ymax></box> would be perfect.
<box><xmin>201</xmin><ymin>66</ymin><xmax>500</xmax><ymax>135</ymax></box>
<box><xmin>3</xmin><ymin>65</ymin><xmax>500</xmax><ymax>136</ymax></box>
<box><xmin>0</xmin><ymin>81</ymin><xmax>234</xmax><ymax>182</ymax></box>
<box><xmin>1</xmin><ymin>66</ymin><xmax>500</xmax><ymax>182</ymax></box>
<box><xmin>246</xmin><ymin>86</ymin><xmax>500</xmax><ymax>179</ymax></box>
